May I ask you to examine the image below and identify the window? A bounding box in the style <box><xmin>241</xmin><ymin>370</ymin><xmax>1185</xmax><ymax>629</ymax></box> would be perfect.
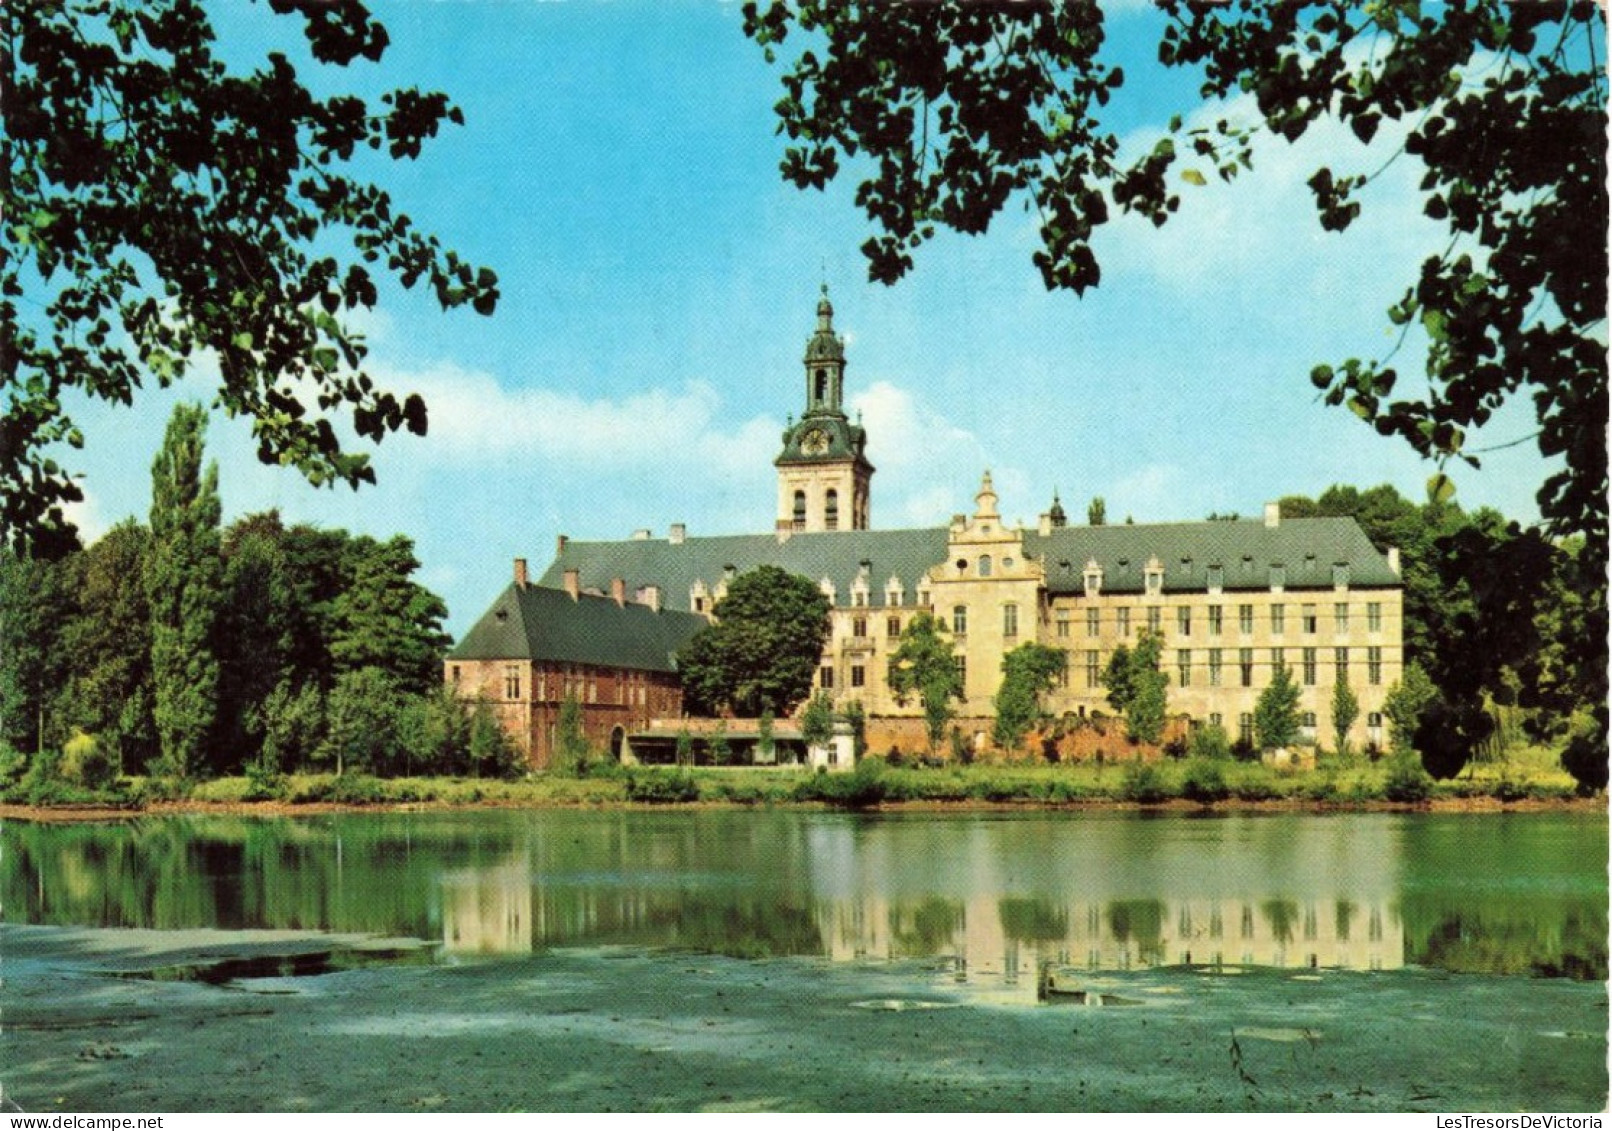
<box><xmin>1302</xmin><ymin>647</ymin><xmax>1318</xmax><ymax>686</ymax></box>
<box><xmin>887</xmin><ymin>615</ymin><xmax>902</xmax><ymax>638</ymax></box>
<box><xmin>1367</xmin><ymin>711</ymin><xmax>1384</xmax><ymax>742</ymax></box>
<box><xmin>1238</xmin><ymin>713</ymin><xmax>1254</xmax><ymax>744</ymax></box>
<box><xmin>953</xmin><ymin>605</ymin><xmax>968</xmax><ymax>635</ymax></box>
<box><xmin>851</xmin><ymin>665</ymin><xmax>866</xmax><ymax>689</ymax></box>
<box><xmin>1335</xmin><ymin>647</ymin><xmax>1349</xmax><ymax>680</ymax></box>
<box><xmin>1085</xmin><ymin>607</ymin><xmax>1099</xmax><ymax>637</ymax></box>
<box><xmin>1270</xmin><ymin>565</ymin><xmax>1286</xmax><ymax>591</ymax></box>
<box><xmin>792</xmin><ymin>490</ymin><xmax>806</xmax><ymax>530</ymax></box>
<box><xmin>504</xmin><ymin>664</ymin><xmax>521</xmax><ymax>699</ymax></box>
<box><xmin>1177</xmin><ymin>649</ymin><xmax>1191</xmax><ymax>687</ymax></box>
<box><xmin>1239</xmin><ymin>604</ymin><xmax>1254</xmax><ymax>634</ymax></box>
<box><xmin>694</xmin><ymin>596</ymin><xmax>706</xmax><ymax>614</ymax></box>
<box><xmin>1302</xmin><ymin>604</ymin><xmax>1318</xmax><ymax>634</ymax></box>
<box><xmin>1368</xmin><ymin>602</ymin><xmax>1383</xmax><ymax>633</ymax></box>
<box><xmin>1208</xmin><ymin>605</ymin><xmax>1223</xmax><ymax>636</ymax></box>
<box><xmin>1145</xmin><ymin>567</ymin><xmax>1163</xmax><ymax>596</ymax></box>
<box><xmin>824</xmin><ymin>488</ymin><xmax>839</xmax><ymax>530</ymax></box>
<box><xmin>1056</xmin><ymin>609</ymin><xmax>1070</xmax><ymax>638</ymax></box>
<box><xmin>1207</xmin><ymin>565</ymin><xmax>1224</xmax><ymax>593</ymax></box>
<box><xmin>1177</xmin><ymin>607</ymin><xmax>1192</xmax><ymax>636</ymax></box>
<box><xmin>1116</xmin><ymin>608</ymin><xmax>1131</xmax><ymax>637</ymax></box>
<box><xmin>852</xmin><ymin>588</ymin><xmax>868</xmax><ymax>608</ymax></box>
<box><xmin>887</xmin><ymin>586</ymin><xmax>903</xmax><ymax>607</ymax></box>
<box><xmin>1085</xmin><ymin>650</ymin><xmax>1100</xmax><ymax>688</ymax></box>
<box><xmin>451</xmin><ymin>665</ymin><xmax>461</xmax><ymax>685</ymax></box>
<box><xmin>820</xmin><ymin>666</ymin><xmax>834</xmax><ymax>689</ymax></box>
<box><xmin>1239</xmin><ymin>648</ymin><xmax>1254</xmax><ymax>687</ymax></box>
<box><xmin>1271</xmin><ymin>648</ymin><xmax>1285</xmax><ymax>679</ymax></box>
<box><xmin>1335</xmin><ymin>602</ymin><xmax>1350</xmax><ymax>633</ymax></box>
<box><xmin>1368</xmin><ymin>646</ymin><xmax>1383</xmax><ymax>686</ymax></box>
<box><xmin>954</xmin><ymin>655</ymin><xmax>967</xmax><ymax>687</ymax></box>
<box><xmin>1083</xmin><ymin>565</ymin><xmax>1102</xmax><ymax>598</ymax></box>
<box><xmin>1003</xmin><ymin>603</ymin><xmax>1019</xmax><ymax>638</ymax></box>
<box><xmin>1271</xmin><ymin>604</ymin><xmax>1286</xmax><ymax>635</ymax></box>
<box><xmin>1147</xmin><ymin>606</ymin><xmax>1161</xmax><ymax>634</ymax></box>
<box><xmin>1208</xmin><ymin>649</ymin><xmax>1223</xmax><ymax>687</ymax></box>
<box><xmin>1210</xmin><ymin>712</ymin><xmax>1223</xmax><ymax>730</ymax></box>
<box><xmin>1301</xmin><ymin>711</ymin><xmax>1318</xmax><ymax>736</ymax></box>
<box><xmin>978</xmin><ymin>554</ymin><xmax>993</xmax><ymax>577</ymax></box>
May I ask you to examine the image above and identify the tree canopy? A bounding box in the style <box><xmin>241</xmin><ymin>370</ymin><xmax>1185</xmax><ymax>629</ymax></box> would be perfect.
<box><xmin>992</xmin><ymin>642</ymin><xmax>1067</xmax><ymax>752</ymax></box>
<box><xmin>677</xmin><ymin>565</ymin><xmax>832</xmax><ymax>717</ymax></box>
<box><xmin>1101</xmin><ymin>628</ymin><xmax>1167</xmax><ymax>745</ymax></box>
<box><xmin>4</xmin><ymin>0</ymin><xmax>500</xmax><ymax>556</ymax></box>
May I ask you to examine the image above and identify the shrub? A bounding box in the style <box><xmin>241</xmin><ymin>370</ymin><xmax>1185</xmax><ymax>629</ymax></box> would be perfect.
<box><xmin>0</xmin><ymin>742</ymin><xmax>26</xmax><ymax>791</ymax></box>
<box><xmin>1383</xmin><ymin>754</ymin><xmax>1433</xmax><ymax>803</ymax></box>
<box><xmin>1119</xmin><ymin>761</ymin><xmax>1170</xmax><ymax>804</ymax></box>
<box><xmin>1162</xmin><ymin>735</ymin><xmax>1189</xmax><ymax>760</ymax></box>
<box><xmin>625</xmin><ymin>769</ymin><xmax>699</xmax><ymax>803</ymax></box>
<box><xmin>60</xmin><ymin>731</ymin><xmax>118</xmax><ymax>789</ymax></box>
<box><xmin>1188</xmin><ymin>723</ymin><xmax>1232</xmax><ymax>762</ymax></box>
<box><xmin>1230</xmin><ymin>737</ymin><xmax>1257</xmax><ymax>762</ymax></box>
<box><xmin>1230</xmin><ymin>775</ymin><xmax>1279</xmax><ymax>802</ymax></box>
<box><xmin>1180</xmin><ymin>758</ymin><xmax>1228</xmax><ymax>804</ymax></box>
<box><xmin>327</xmin><ymin>773</ymin><xmax>387</xmax><ymax>805</ymax></box>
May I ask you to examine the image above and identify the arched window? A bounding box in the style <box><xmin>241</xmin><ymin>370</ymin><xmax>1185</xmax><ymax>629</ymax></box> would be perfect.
<box><xmin>825</xmin><ymin>488</ymin><xmax>839</xmax><ymax>530</ymax></box>
<box><xmin>792</xmin><ymin>489</ymin><xmax>806</xmax><ymax>530</ymax></box>
<box><xmin>978</xmin><ymin>554</ymin><xmax>993</xmax><ymax>577</ymax></box>
<box><xmin>815</xmin><ymin>368</ymin><xmax>829</xmax><ymax>403</ymax></box>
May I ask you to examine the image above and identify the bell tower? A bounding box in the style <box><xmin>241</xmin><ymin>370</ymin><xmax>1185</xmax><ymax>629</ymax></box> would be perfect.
<box><xmin>775</xmin><ymin>285</ymin><xmax>874</xmax><ymax>534</ymax></box>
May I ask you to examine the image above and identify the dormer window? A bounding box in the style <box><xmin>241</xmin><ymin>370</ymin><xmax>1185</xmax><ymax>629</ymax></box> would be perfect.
<box><xmin>1332</xmin><ymin>563</ymin><xmax>1350</xmax><ymax>590</ymax></box>
<box><xmin>819</xmin><ymin>577</ymin><xmax>837</xmax><ymax>604</ymax></box>
<box><xmin>1083</xmin><ymin>559</ymin><xmax>1103</xmax><ymax>598</ymax></box>
<box><xmin>1207</xmin><ymin>565</ymin><xmax>1224</xmax><ymax>594</ymax></box>
<box><xmin>1144</xmin><ymin>557</ymin><xmax>1164</xmax><ymax>596</ymax></box>
<box><xmin>885</xmin><ymin>577</ymin><xmax>905</xmax><ymax>607</ymax></box>
<box><xmin>1270</xmin><ymin>564</ymin><xmax>1286</xmax><ymax>593</ymax></box>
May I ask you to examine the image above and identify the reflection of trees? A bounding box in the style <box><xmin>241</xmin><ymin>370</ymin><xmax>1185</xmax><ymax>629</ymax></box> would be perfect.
<box><xmin>1106</xmin><ymin>900</ymin><xmax>1165</xmax><ymax>963</ymax></box>
<box><xmin>1408</xmin><ymin>907</ymin><xmax>1608</xmax><ymax>981</ymax></box>
<box><xmin>1262</xmin><ymin>900</ymin><xmax>1300</xmax><ymax>944</ymax></box>
<box><xmin>999</xmin><ymin>898</ymin><xmax>1067</xmax><ymax>943</ymax></box>
<box><xmin>889</xmin><ymin>898</ymin><xmax>965</xmax><ymax>957</ymax></box>
<box><xmin>1334</xmin><ymin>900</ymin><xmax>1356</xmax><ymax>942</ymax></box>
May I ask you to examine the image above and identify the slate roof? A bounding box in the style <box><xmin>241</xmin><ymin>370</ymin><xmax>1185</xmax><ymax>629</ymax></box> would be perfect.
<box><xmin>448</xmin><ymin>583</ymin><xmax>708</xmax><ymax>670</ymax></box>
<box><xmin>538</xmin><ymin>516</ymin><xmax>1400</xmax><ymax>612</ymax></box>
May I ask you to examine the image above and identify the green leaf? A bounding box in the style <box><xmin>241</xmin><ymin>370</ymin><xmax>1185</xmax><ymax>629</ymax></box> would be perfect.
<box><xmin>1426</xmin><ymin>473</ymin><xmax>1457</xmax><ymax>506</ymax></box>
<box><xmin>1180</xmin><ymin>168</ymin><xmax>1206</xmax><ymax>186</ymax></box>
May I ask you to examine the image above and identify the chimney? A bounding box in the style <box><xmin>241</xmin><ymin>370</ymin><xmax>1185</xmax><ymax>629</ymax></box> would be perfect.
<box><xmin>669</xmin><ymin>523</ymin><xmax>686</xmax><ymax>545</ymax></box>
<box><xmin>611</xmin><ymin>577</ymin><xmax>627</xmax><ymax>607</ymax></box>
<box><xmin>513</xmin><ymin>558</ymin><xmax>528</xmax><ymax>590</ymax></box>
<box><xmin>631</xmin><ymin>528</ymin><xmax>652</xmax><ymax>541</ymax></box>
<box><xmin>556</xmin><ymin>533</ymin><xmax>569</xmax><ymax>555</ymax></box>
<box><xmin>1263</xmin><ymin>501</ymin><xmax>1281</xmax><ymax>529</ymax></box>
<box><xmin>1387</xmin><ymin>547</ymin><xmax>1401</xmax><ymax>575</ymax></box>
<box><xmin>636</xmin><ymin>584</ymin><xmax>662</xmax><ymax>613</ymax></box>
<box><xmin>1037</xmin><ymin>513</ymin><xmax>1052</xmax><ymax>537</ymax></box>
<box><xmin>563</xmin><ymin>568</ymin><xmax>580</xmax><ymax>600</ymax></box>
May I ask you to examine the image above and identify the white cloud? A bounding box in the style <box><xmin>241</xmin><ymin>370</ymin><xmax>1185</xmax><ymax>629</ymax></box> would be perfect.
<box><xmin>384</xmin><ymin>361</ymin><xmax>776</xmax><ymax>477</ymax></box>
<box><xmin>850</xmin><ymin>380</ymin><xmax>1037</xmax><ymax>527</ymax></box>
<box><xmin>63</xmin><ymin>485</ymin><xmax>110</xmax><ymax>546</ymax></box>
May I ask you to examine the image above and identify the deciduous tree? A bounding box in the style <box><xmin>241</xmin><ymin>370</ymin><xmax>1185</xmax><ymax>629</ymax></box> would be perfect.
<box><xmin>1253</xmin><ymin>662</ymin><xmax>1301</xmax><ymax>753</ymax></box>
<box><xmin>677</xmin><ymin>566</ymin><xmax>831</xmax><ymax>717</ymax></box>
<box><xmin>4</xmin><ymin>0</ymin><xmax>500</xmax><ymax>554</ymax></box>
<box><xmin>888</xmin><ymin>611</ymin><xmax>963</xmax><ymax>755</ymax></box>
<box><xmin>992</xmin><ymin>642</ymin><xmax>1067</xmax><ymax>752</ymax></box>
<box><xmin>145</xmin><ymin>403</ymin><xmax>222</xmax><ymax>780</ymax></box>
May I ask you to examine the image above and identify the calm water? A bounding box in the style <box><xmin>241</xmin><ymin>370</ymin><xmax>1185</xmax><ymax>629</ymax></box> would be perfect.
<box><xmin>6</xmin><ymin>810</ymin><xmax>1605</xmax><ymax>986</ymax></box>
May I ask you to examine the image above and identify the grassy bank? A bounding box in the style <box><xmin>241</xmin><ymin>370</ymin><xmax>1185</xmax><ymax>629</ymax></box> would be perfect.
<box><xmin>0</xmin><ymin>752</ymin><xmax>1590</xmax><ymax>815</ymax></box>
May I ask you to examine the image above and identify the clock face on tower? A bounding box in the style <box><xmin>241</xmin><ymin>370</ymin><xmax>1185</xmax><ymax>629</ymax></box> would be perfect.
<box><xmin>800</xmin><ymin>428</ymin><xmax>830</xmax><ymax>456</ymax></box>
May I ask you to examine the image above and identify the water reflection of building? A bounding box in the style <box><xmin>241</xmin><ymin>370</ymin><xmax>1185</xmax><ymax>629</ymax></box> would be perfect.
<box><xmin>439</xmin><ymin>861</ymin><xmax>1403</xmax><ymax>979</ymax></box>
<box><xmin>815</xmin><ymin>892</ymin><xmax>1404</xmax><ymax>978</ymax></box>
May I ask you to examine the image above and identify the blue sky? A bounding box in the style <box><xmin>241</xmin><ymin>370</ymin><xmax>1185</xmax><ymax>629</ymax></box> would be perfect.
<box><xmin>60</xmin><ymin>1</ymin><xmax>1558</xmax><ymax>637</ymax></box>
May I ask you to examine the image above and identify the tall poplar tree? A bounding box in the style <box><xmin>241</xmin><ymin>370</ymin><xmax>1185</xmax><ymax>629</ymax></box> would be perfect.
<box><xmin>146</xmin><ymin>403</ymin><xmax>222</xmax><ymax>780</ymax></box>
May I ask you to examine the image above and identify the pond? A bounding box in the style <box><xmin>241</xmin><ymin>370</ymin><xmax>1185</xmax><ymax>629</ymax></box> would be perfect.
<box><xmin>7</xmin><ymin>810</ymin><xmax>1605</xmax><ymax>984</ymax></box>
<box><xmin>5</xmin><ymin>810</ymin><xmax>1607</xmax><ymax>1112</ymax></box>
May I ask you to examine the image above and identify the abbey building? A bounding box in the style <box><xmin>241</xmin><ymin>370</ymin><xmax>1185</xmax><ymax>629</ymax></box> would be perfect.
<box><xmin>448</xmin><ymin>288</ymin><xmax>1406</xmax><ymax>767</ymax></box>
